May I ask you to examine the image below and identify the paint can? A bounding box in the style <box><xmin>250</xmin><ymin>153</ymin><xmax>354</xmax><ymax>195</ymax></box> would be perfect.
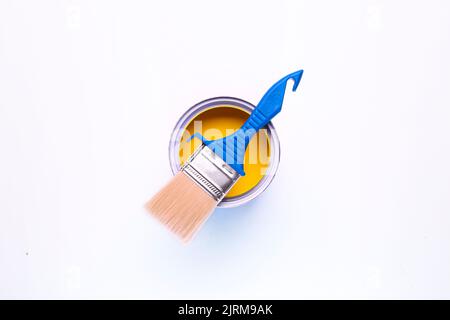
<box><xmin>169</xmin><ymin>97</ymin><xmax>280</xmax><ymax>208</ymax></box>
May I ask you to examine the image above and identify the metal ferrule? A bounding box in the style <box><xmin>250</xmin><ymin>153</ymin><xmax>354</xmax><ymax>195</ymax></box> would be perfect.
<box><xmin>182</xmin><ymin>145</ymin><xmax>241</xmax><ymax>202</ymax></box>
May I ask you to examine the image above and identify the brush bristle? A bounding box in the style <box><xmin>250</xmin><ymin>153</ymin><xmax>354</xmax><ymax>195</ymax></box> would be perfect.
<box><xmin>145</xmin><ymin>172</ymin><xmax>218</xmax><ymax>242</ymax></box>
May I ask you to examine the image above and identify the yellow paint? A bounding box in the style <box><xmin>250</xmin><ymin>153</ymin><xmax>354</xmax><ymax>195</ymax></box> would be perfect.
<box><xmin>179</xmin><ymin>106</ymin><xmax>271</xmax><ymax>198</ymax></box>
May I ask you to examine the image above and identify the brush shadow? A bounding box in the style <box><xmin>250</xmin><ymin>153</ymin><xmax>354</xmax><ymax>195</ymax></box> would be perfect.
<box><xmin>197</xmin><ymin>193</ymin><xmax>270</xmax><ymax>245</ymax></box>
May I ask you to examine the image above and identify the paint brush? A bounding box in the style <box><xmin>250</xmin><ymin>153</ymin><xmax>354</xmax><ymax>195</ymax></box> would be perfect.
<box><xmin>146</xmin><ymin>70</ymin><xmax>303</xmax><ymax>242</ymax></box>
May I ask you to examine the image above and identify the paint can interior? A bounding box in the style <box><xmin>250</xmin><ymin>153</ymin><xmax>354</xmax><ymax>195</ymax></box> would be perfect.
<box><xmin>169</xmin><ymin>97</ymin><xmax>280</xmax><ymax>208</ymax></box>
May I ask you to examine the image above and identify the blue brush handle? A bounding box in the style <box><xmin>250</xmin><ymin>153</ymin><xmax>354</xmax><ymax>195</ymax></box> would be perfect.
<box><xmin>191</xmin><ymin>70</ymin><xmax>303</xmax><ymax>176</ymax></box>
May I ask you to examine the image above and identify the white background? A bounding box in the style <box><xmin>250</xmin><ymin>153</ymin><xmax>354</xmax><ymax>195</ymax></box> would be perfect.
<box><xmin>1</xmin><ymin>0</ymin><xmax>450</xmax><ymax>299</ymax></box>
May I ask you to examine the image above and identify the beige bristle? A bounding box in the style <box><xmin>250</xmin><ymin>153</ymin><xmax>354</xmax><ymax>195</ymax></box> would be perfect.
<box><xmin>145</xmin><ymin>172</ymin><xmax>218</xmax><ymax>242</ymax></box>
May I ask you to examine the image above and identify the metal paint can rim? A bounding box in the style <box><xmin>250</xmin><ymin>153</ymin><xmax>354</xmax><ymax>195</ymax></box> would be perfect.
<box><xmin>168</xmin><ymin>96</ymin><xmax>280</xmax><ymax>208</ymax></box>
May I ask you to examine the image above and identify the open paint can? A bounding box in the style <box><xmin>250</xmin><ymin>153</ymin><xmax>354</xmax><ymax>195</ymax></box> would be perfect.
<box><xmin>168</xmin><ymin>97</ymin><xmax>280</xmax><ymax>208</ymax></box>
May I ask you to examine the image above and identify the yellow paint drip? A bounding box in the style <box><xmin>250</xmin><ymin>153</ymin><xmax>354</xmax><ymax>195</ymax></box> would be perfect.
<box><xmin>179</xmin><ymin>106</ymin><xmax>271</xmax><ymax>198</ymax></box>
